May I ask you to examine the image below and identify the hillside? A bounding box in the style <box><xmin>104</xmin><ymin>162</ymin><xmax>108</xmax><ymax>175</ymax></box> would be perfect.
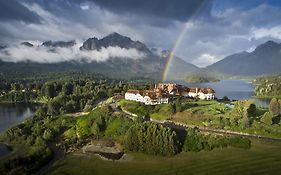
<box><xmin>161</xmin><ymin>50</ymin><xmax>200</xmax><ymax>80</ymax></box>
<box><xmin>207</xmin><ymin>41</ymin><xmax>281</xmax><ymax>76</ymax></box>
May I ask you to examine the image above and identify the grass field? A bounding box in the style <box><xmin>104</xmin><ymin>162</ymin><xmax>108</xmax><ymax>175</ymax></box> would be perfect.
<box><xmin>46</xmin><ymin>139</ymin><xmax>281</xmax><ymax>175</ymax></box>
<box><xmin>151</xmin><ymin>112</ymin><xmax>170</xmax><ymax>120</ymax></box>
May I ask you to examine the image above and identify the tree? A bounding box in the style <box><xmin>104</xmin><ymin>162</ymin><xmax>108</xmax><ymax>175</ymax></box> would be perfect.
<box><xmin>43</xmin><ymin>129</ymin><xmax>53</xmax><ymax>141</ymax></box>
<box><xmin>174</xmin><ymin>99</ymin><xmax>183</xmax><ymax>113</ymax></box>
<box><xmin>65</xmin><ymin>100</ymin><xmax>76</xmax><ymax>113</ymax></box>
<box><xmin>107</xmin><ymin>88</ymin><xmax>114</xmax><ymax>97</ymax></box>
<box><xmin>11</xmin><ymin>83</ymin><xmax>20</xmax><ymax>91</ymax></box>
<box><xmin>62</xmin><ymin>82</ymin><xmax>74</xmax><ymax>95</ymax></box>
<box><xmin>261</xmin><ymin>112</ymin><xmax>272</xmax><ymax>125</ymax></box>
<box><xmin>241</xmin><ymin>114</ymin><xmax>250</xmax><ymax>128</ymax></box>
<box><xmin>269</xmin><ymin>98</ymin><xmax>280</xmax><ymax>117</ymax></box>
<box><xmin>35</xmin><ymin>106</ymin><xmax>48</xmax><ymax>117</ymax></box>
<box><xmin>83</xmin><ymin>103</ymin><xmax>93</xmax><ymax>112</ymax></box>
<box><xmin>42</xmin><ymin>83</ymin><xmax>56</xmax><ymax>98</ymax></box>
<box><xmin>91</xmin><ymin>123</ymin><xmax>101</xmax><ymax>138</ymax></box>
<box><xmin>241</xmin><ymin>101</ymin><xmax>256</xmax><ymax>128</ymax></box>
<box><xmin>245</xmin><ymin>101</ymin><xmax>256</xmax><ymax>117</ymax></box>
<box><xmin>222</xmin><ymin>96</ymin><xmax>230</xmax><ymax>101</ymax></box>
<box><xmin>232</xmin><ymin>100</ymin><xmax>256</xmax><ymax>128</ymax></box>
<box><xmin>48</xmin><ymin>98</ymin><xmax>61</xmax><ymax>116</ymax></box>
<box><xmin>183</xmin><ymin>128</ymin><xmax>204</xmax><ymax>152</ymax></box>
<box><xmin>125</xmin><ymin>123</ymin><xmax>179</xmax><ymax>156</ymax></box>
<box><xmin>233</xmin><ymin>101</ymin><xmax>245</xmax><ymax>119</ymax></box>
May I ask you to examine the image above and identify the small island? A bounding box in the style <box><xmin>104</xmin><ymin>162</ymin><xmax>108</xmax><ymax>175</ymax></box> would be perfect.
<box><xmin>185</xmin><ymin>74</ymin><xmax>220</xmax><ymax>83</ymax></box>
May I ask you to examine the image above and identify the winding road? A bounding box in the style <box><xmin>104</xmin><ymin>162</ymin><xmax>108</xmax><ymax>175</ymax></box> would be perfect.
<box><xmin>113</xmin><ymin>102</ymin><xmax>281</xmax><ymax>142</ymax></box>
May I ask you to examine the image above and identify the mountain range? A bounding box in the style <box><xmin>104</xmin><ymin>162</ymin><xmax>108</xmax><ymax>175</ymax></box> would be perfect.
<box><xmin>0</xmin><ymin>32</ymin><xmax>281</xmax><ymax>80</ymax></box>
<box><xmin>0</xmin><ymin>33</ymin><xmax>165</xmax><ymax>79</ymax></box>
<box><xmin>207</xmin><ymin>41</ymin><xmax>281</xmax><ymax>76</ymax></box>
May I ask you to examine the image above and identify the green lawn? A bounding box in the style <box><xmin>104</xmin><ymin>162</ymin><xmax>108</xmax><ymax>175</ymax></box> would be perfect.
<box><xmin>150</xmin><ymin>112</ymin><xmax>170</xmax><ymax>120</ymax></box>
<box><xmin>46</xmin><ymin>139</ymin><xmax>281</xmax><ymax>175</ymax></box>
<box><xmin>117</xmin><ymin>99</ymin><xmax>154</xmax><ymax>116</ymax></box>
<box><xmin>186</xmin><ymin>100</ymin><xmax>229</xmax><ymax>115</ymax></box>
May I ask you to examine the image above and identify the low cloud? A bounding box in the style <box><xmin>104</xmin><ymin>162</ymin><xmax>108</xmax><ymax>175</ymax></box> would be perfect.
<box><xmin>0</xmin><ymin>44</ymin><xmax>146</xmax><ymax>63</ymax></box>
<box><xmin>192</xmin><ymin>53</ymin><xmax>219</xmax><ymax>67</ymax></box>
<box><xmin>252</xmin><ymin>25</ymin><xmax>281</xmax><ymax>40</ymax></box>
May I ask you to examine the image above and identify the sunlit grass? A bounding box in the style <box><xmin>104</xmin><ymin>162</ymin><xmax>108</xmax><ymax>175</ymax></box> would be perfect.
<box><xmin>46</xmin><ymin>139</ymin><xmax>281</xmax><ymax>175</ymax></box>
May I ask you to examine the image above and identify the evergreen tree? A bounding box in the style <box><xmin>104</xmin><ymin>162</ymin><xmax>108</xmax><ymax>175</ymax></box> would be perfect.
<box><xmin>125</xmin><ymin>123</ymin><xmax>179</xmax><ymax>156</ymax></box>
<box><xmin>241</xmin><ymin>114</ymin><xmax>250</xmax><ymax>128</ymax></box>
<box><xmin>269</xmin><ymin>98</ymin><xmax>280</xmax><ymax>117</ymax></box>
<box><xmin>43</xmin><ymin>83</ymin><xmax>56</xmax><ymax>98</ymax></box>
<box><xmin>261</xmin><ymin>112</ymin><xmax>272</xmax><ymax>125</ymax></box>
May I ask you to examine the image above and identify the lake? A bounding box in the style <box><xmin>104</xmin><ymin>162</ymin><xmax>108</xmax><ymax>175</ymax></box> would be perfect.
<box><xmin>178</xmin><ymin>79</ymin><xmax>270</xmax><ymax>106</ymax></box>
<box><xmin>0</xmin><ymin>103</ymin><xmax>37</xmax><ymax>157</ymax></box>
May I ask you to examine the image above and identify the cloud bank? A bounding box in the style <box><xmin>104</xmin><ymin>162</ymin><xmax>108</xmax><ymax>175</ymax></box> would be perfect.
<box><xmin>0</xmin><ymin>44</ymin><xmax>145</xmax><ymax>63</ymax></box>
<box><xmin>1</xmin><ymin>0</ymin><xmax>281</xmax><ymax>67</ymax></box>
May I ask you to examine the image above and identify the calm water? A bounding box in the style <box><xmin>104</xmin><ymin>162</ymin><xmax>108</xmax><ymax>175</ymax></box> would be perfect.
<box><xmin>0</xmin><ymin>103</ymin><xmax>37</xmax><ymax>156</ymax></box>
<box><xmin>177</xmin><ymin>79</ymin><xmax>270</xmax><ymax>106</ymax></box>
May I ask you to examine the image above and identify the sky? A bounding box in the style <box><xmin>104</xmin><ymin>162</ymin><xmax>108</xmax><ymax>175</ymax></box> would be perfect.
<box><xmin>1</xmin><ymin>0</ymin><xmax>281</xmax><ymax>67</ymax></box>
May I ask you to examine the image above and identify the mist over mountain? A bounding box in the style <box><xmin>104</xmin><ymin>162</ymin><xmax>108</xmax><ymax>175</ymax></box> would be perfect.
<box><xmin>0</xmin><ymin>33</ymin><xmax>147</xmax><ymax>63</ymax></box>
<box><xmin>0</xmin><ymin>32</ymin><xmax>201</xmax><ymax>80</ymax></box>
<box><xmin>80</xmin><ymin>32</ymin><xmax>152</xmax><ymax>54</ymax></box>
<box><xmin>0</xmin><ymin>33</ymin><xmax>160</xmax><ymax>79</ymax></box>
<box><xmin>1</xmin><ymin>32</ymin><xmax>280</xmax><ymax>80</ymax></box>
<box><xmin>42</xmin><ymin>40</ymin><xmax>76</xmax><ymax>48</ymax></box>
<box><xmin>207</xmin><ymin>41</ymin><xmax>281</xmax><ymax>76</ymax></box>
<box><xmin>20</xmin><ymin>42</ymin><xmax>33</xmax><ymax>47</ymax></box>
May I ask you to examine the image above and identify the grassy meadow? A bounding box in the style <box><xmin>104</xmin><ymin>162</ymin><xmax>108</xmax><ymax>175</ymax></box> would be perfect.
<box><xmin>46</xmin><ymin>138</ymin><xmax>281</xmax><ymax>175</ymax></box>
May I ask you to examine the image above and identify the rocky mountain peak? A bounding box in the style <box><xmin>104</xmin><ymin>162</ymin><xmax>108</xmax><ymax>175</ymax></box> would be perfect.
<box><xmin>42</xmin><ymin>40</ymin><xmax>76</xmax><ymax>48</ymax></box>
<box><xmin>80</xmin><ymin>32</ymin><xmax>151</xmax><ymax>54</ymax></box>
<box><xmin>253</xmin><ymin>40</ymin><xmax>281</xmax><ymax>55</ymax></box>
<box><xmin>21</xmin><ymin>42</ymin><xmax>34</xmax><ymax>47</ymax></box>
<box><xmin>104</xmin><ymin>32</ymin><xmax>130</xmax><ymax>41</ymax></box>
<box><xmin>80</xmin><ymin>37</ymin><xmax>100</xmax><ymax>50</ymax></box>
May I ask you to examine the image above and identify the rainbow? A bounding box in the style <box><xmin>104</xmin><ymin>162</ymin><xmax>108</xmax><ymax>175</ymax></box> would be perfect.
<box><xmin>161</xmin><ymin>2</ymin><xmax>206</xmax><ymax>82</ymax></box>
<box><xmin>161</xmin><ymin>22</ymin><xmax>191</xmax><ymax>82</ymax></box>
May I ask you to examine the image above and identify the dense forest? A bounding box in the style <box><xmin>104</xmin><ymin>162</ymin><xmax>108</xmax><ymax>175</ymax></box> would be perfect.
<box><xmin>0</xmin><ymin>72</ymin><xmax>151</xmax><ymax>116</ymax></box>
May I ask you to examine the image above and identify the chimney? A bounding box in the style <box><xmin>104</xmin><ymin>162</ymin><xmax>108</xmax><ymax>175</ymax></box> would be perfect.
<box><xmin>196</xmin><ymin>88</ymin><xmax>198</xmax><ymax>94</ymax></box>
